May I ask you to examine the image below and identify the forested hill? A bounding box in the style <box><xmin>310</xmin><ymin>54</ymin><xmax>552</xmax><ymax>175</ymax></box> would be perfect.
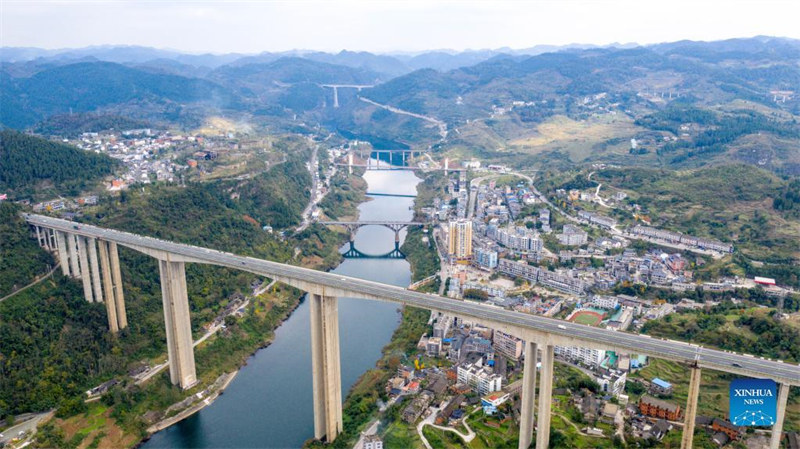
<box><xmin>0</xmin><ymin>129</ymin><xmax>118</xmax><ymax>198</ymax></box>
<box><xmin>0</xmin><ymin>202</ymin><xmax>54</xmax><ymax>297</ymax></box>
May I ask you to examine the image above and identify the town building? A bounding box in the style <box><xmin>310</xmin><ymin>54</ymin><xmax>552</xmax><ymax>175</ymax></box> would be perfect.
<box><xmin>639</xmin><ymin>395</ymin><xmax>681</xmax><ymax>421</ymax></box>
<box><xmin>557</xmin><ymin>224</ymin><xmax>588</xmax><ymax>246</ymax></box>
<box><xmin>578</xmin><ymin>210</ymin><xmax>617</xmax><ymax>229</ymax></box>
<box><xmin>457</xmin><ymin>363</ymin><xmax>503</xmax><ymax>395</ymax></box>
<box><xmin>495</xmin><ymin>226</ymin><xmax>543</xmax><ymax>253</ymax></box>
<box><xmin>426</xmin><ymin>337</ymin><xmax>442</xmax><ymax>357</ymax></box>
<box><xmin>590</xmin><ymin>295</ymin><xmax>619</xmax><ymax>310</ymax></box>
<box><xmin>474</xmin><ymin>247</ymin><xmax>498</xmax><ymax>269</ymax></box>
<box><xmin>595</xmin><ymin>370</ymin><xmax>627</xmax><ymax>397</ymax></box>
<box><xmin>555</xmin><ymin>346</ymin><xmax>605</xmax><ymax>367</ymax></box>
<box><xmin>711</xmin><ymin>418</ymin><xmax>744</xmax><ymax>441</ymax></box>
<box><xmin>363</xmin><ymin>435</ymin><xmax>383</xmax><ymax>449</ymax></box>
<box><xmin>492</xmin><ymin>330</ymin><xmax>523</xmax><ymax>361</ymax></box>
<box><xmin>649</xmin><ymin>378</ymin><xmax>673</xmax><ymax>396</ymax></box>
<box><xmin>448</xmin><ymin>219</ymin><xmax>473</xmax><ymax>260</ymax></box>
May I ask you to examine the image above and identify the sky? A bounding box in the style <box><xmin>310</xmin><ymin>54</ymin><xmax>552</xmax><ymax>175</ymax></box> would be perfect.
<box><xmin>2</xmin><ymin>0</ymin><xmax>800</xmax><ymax>54</ymax></box>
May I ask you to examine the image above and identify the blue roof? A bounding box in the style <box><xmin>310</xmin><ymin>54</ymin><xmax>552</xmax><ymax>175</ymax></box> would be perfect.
<box><xmin>652</xmin><ymin>378</ymin><xmax>672</xmax><ymax>389</ymax></box>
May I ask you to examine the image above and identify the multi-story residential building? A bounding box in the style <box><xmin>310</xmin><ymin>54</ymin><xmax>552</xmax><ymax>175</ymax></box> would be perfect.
<box><xmin>577</xmin><ymin>210</ymin><xmax>617</xmax><ymax>229</ymax></box>
<box><xmin>555</xmin><ymin>345</ymin><xmax>606</xmax><ymax>367</ymax></box>
<box><xmin>457</xmin><ymin>363</ymin><xmax>503</xmax><ymax>395</ymax></box>
<box><xmin>558</xmin><ymin>224</ymin><xmax>588</xmax><ymax>246</ymax></box>
<box><xmin>498</xmin><ymin>258</ymin><xmax>539</xmax><ymax>283</ymax></box>
<box><xmin>590</xmin><ymin>295</ymin><xmax>619</xmax><ymax>310</ymax></box>
<box><xmin>595</xmin><ymin>370</ymin><xmax>627</xmax><ymax>397</ymax></box>
<box><xmin>427</xmin><ymin>337</ymin><xmax>442</xmax><ymax>357</ymax></box>
<box><xmin>448</xmin><ymin>219</ymin><xmax>473</xmax><ymax>260</ymax></box>
<box><xmin>462</xmin><ymin>282</ymin><xmax>507</xmax><ymax>299</ymax></box>
<box><xmin>492</xmin><ymin>330</ymin><xmax>523</xmax><ymax>361</ymax></box>
<box><xmin>474</xmin><ymin>247</ymin><xmax>498</xmax><ymax>269</ymax></box>
<box><xmin>498</xmin><ymin>259</ymin><xmax>586</xmax><ymax>295</ymax></box>
<box><xmin>539</xmin><ymin>208</ymin><xmax>551</xmax><ymax>232</ymax></box>
<box><xmin>433</xmin><ymin>315</ymin><xmax>452</xmax><ymax>338</ymax></box>
<box><xmin>461</xmin><ymin>336</ymin><xmax>493</xmax><ymax>356</ymax></box>
<box><xmin>537</xmin><ymin>268</ymin><xmax>586</xmax><ymax>296</ymax></box>
<box><xmin>629</xmin><ymin>226</ymin><xmax>733</xmax><ymax>253</ymax></box>
<box><xmin>639</xmin><ymin>395</ymin><xmax>681</xmax><ymax>421</ymax></box>
<box><xmin>495</xmin><ymin>226</ymin><xmax>543</xmax><ymax>253</ymax></box>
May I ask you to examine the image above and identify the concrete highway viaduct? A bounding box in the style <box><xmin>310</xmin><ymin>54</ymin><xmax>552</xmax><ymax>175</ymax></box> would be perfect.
<box><xmin>24</xmin><ymin>213</ymin><xmax>800</xmax><ymax>448</ymax></box>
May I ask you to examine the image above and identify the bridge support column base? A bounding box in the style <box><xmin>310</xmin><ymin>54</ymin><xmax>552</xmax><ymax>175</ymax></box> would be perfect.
<box><xmin>88</xmin><ymin>238</ymin><xmax>104</xmax><ymax>305</ymax></box>
<box><xmin>159</xmin><ymin>260</ymin><xmax>197</xmax><ymax>389</ymax></box>
<box><xmin>98</xmin><ymin>241</ymin><xmax>119</xmax><ymax>333</ymax></box>
<box><xmin>68</xmin><ymin>233</ymin><xmax>81</xmax><ymax>278</ymax></box>
<box><xmin>680</xmin><ymin>365</ymin><xmax>701</xmax><ymax>449</ymax></box>
<box><xmin>109</xmin><ymin>242</ymin><xmax>127</xmax><ymax>329</ymax></box>
<box><xmin>535</xmin><ymin>345</ymin><xmax>554</xmax><ymax>449</ymax></box>
<box><xmin>770</xmin><ymin>383</ymin><xmax>789</xmax><ymax>449</ymax></box>
<box><xmin>77</xmin><ymin>236</ymin><xmax>94</xmax><ymax>302</ymax></box>
<box><xmin>55</xmin><ymin>231</ymin><xmax>71</xmax><ymax>277</ymax></box>
<box><xmin>310</xmin><ymin>294</ymin><xmax>342</xmax><ymax>442</ymax></box>
<box><xmin>518</xmin><ymin>341</ymin><xmax>538</xmax><ymax>449</ymax></box>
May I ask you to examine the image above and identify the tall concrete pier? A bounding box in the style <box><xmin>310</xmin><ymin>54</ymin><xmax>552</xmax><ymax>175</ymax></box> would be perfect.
<box><xmin>535</xmin><ymin>345</ymin><xmax>555</xmax><ymax>449</ymax></box>
<box><xmin>770</xmin><ymin>383</ymin><xmax>790</xmax><ymax>449</ymax></box>
<box><xmin>681</xmin><ymin>365</ymin><xmax>702</xmax><ymax>449</ymax></box>
<box><xmin>88</xmin><ymin>237</ymin><xmax>103</xmax><ymax>305</ymax></box>
<box><xmin>109</xmin><ymin>242</ymin><xmax>127</xmax><ymax>328</ymax></box>
<box><xmin>77</xmin><ymin>236</ymin><xmax>94</xmax><ymax>302</ymax></box>
<box><xmin>69</xmin><ymin>233</ymin><xmax>81</xmax><ymax>278</ymax></box>
<box><xmin>98</xmin><ymin>240</ymin><xmax>120</xmax><ymax>332</ymax></box>
<box><xmin>55</xmin><ymin>231</ymin><xmax>70</xmax><ymax>276</ymax></box>
<box><xmin>159</xmin><ymin>260</ymin><xmax>197</xmax><ymax>389</ymax></box>
<box><xmin>309</xmin><ymin>294</ymin><xmax>343</xmax><ymax>441</ymax></box>
<box><xmin>518</xmin><ymin>341</ymin><xmax>538</xmax><ymax>449</ymax></box>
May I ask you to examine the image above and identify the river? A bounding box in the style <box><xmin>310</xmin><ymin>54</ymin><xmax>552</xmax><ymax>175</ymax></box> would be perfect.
<box><xmin>141</xmin><ymin>164</ymin><xmax>421</xmax><ymax>449</ymax></box>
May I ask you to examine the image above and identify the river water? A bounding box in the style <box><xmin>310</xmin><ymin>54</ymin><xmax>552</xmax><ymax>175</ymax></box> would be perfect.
<box><xmin>141</xmin><ymin>166</ymin><xmax>421</xmax><ymax>449</ymax></box>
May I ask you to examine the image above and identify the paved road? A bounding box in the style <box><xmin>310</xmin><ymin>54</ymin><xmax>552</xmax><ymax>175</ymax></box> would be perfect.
<box><xmin>297</xmin><ymin>145</ymin><xmax>330</xmax><ymax>233</ymax></box>
<box><xmin>0</xmin><ymin>412</ymin><xmax>52</xmax><ymax>446</ymax></box>
<box><xmin>467</xmin><ymin>174</ymin><xmax>498</xmax><ymax>220</ymax></box>
<box><xmin>23</xmin><ymin>214</ymin><xmax>800</xmax><ymax>386</ymax></box>
<box><xmin>0</xmin><ymin>263</ymin><xmax>59</xmax><ymax>303</ymax></box>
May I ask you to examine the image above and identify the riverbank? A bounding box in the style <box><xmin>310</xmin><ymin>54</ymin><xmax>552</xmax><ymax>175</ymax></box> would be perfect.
<box><xmin>304</xmin><ymin>171</ymin><xmax>441</xmax><ymax>449</ymax></box>
<box><xmin>33</xmin><ymin>172</ymin><xmax>369</xmax><ymax>449</ymax></box>
<box><xmin>135</xmin><ymin>173</ymin><xmax>373</xmax><ymax>438</ymax></box>
<box><xmin>146</xmin><ymin>371</ymin><xmax>238</xmax><ymax>434</ymax></box>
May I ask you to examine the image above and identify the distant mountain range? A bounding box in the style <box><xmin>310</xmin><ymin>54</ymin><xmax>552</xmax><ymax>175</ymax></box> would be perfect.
<box><xmin>0</xmin><ymin>42</ymin><xmax>634</xmax><ymax>73</ymax></box>
<box><xmin>2</xmin><ymin>36</ymin><xmax>799</xmax><ymax>173</ymax></box>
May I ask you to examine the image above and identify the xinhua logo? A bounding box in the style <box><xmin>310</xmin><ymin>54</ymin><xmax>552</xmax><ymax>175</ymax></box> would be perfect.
<box><xmin>729</xmin><ymin>378</ymin><xmax>777</xmax><ymax>426</ymax></box>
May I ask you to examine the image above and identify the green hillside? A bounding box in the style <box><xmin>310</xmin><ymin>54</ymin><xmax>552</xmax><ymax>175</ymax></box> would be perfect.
<box><xmin>0</xmin><ymin>129</ymin><xmax>118</xmax><ymax>198</ymax></box>
<box><xmin>0</xmin><ymin>202</ymin><xmax>54</xmax><ymax>297</ymax></box>
<box><xmin>1</xmin><ymin>61</ymin><xmax>236</xmax><ymax>128</ymax></box>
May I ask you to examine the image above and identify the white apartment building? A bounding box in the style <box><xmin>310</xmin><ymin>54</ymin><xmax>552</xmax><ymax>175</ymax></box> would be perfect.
<box><xmin>555</xmin><ymin>346</ymin><xmax>606</xmax><ymax>367</ymax></box>
<box><xmin>457</xmin><ymin>363</ymin><xmax>503</xmax><ymax>395</ymax></box>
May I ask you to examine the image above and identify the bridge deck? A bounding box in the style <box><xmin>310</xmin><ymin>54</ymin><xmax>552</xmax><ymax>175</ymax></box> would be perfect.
<box><xmin>319</xmin><ymin>221</ymin><xmax>427</xmax><ymax>226</ymax></box>
<box><xmin>24</xmin><ymin>213</ymin><xmax>800</xmax><ymax>385</ymax></box>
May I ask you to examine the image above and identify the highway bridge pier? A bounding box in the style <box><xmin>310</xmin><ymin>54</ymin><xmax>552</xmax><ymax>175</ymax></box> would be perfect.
<box><xmin>25</xmin><ymin>215</ymin><xmax>799</xmax><ymax>447</ymax></box>
<box><xmin>41</xmin><ymin>227</ymin><xmax>129</xmax><ymax>332</ymax></box>
<box><xmin>310</xmin><ymin>294</ymin><xmax>343</xmax><ymax>441</ymax></box>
